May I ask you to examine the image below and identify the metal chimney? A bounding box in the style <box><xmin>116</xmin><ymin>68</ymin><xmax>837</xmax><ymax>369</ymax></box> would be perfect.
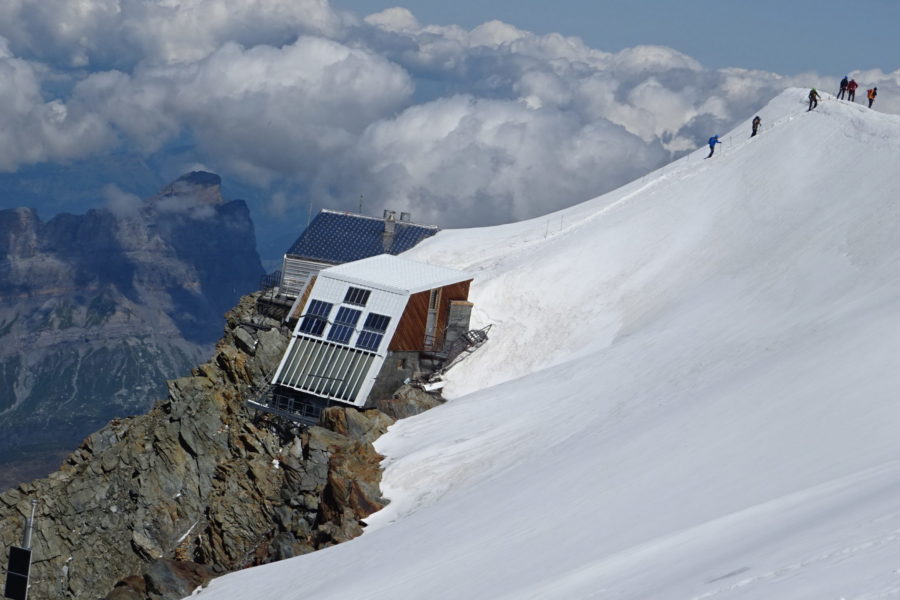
<box><xmin>382</xmin><ymin>210</ymin><xmax>396</xmax><ymax>252</ymax></box>
<box><xmin>400</xmin><ymin>212</ymin><xmax>412</xmax><ymax>222</ymax></box>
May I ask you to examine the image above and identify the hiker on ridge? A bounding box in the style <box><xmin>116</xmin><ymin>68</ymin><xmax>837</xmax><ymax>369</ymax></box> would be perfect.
<box><xmin>867</xmin><ymin>87</ymin><xmax>877</xmax><ymax>108</ymax></box>
<box><xmin>847</xmin><ymin>78</ymin><xmax>859</xmax><ymax>101</ymax></box>
<box><xmin>808</xmin><ymin>88</ymin><xmax>821</xmax><ymax>111</ymax></box>
<box><xmin>837</xmin><ymin>76</ymin><xmax>849</xmax><ymax>99</ymax></box>
<box><xmin>706</xmin><ymin>135</ymin><xmax>722</xmax><ymax>158</ymax></box>
<box><xmin>751</xmin><ymin>115</ymin><xmax>761</xmax><ymax>137</ymax></box>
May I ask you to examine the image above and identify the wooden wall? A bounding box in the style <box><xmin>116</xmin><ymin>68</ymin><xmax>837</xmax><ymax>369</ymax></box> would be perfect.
<box><xmin>433</xmin><ymin>280</ymin><xmax>471</xmax><ymax>350</ymax></box>
<box><xmin>290</xmin><ymin>275</ymin><xmax>317</xmax><ymax>321</ymax></box>
<box><xmin>389</xmin><ymin>279</ymin><xmax>471</xmax><ymax>352</ymax></box>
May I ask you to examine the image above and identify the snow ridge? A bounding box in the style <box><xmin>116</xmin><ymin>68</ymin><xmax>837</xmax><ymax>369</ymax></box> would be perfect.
<box><xmin>198</xmin><ymin>88</ymin><xmax>900</xmax><ymax>600</ymax></box>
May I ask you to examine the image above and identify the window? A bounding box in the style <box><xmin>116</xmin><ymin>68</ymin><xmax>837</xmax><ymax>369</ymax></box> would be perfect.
<box><xmin>327</xmin><ymin>307</ymin><xmax>362</xmax><ymax>344</ymax></box>
<box><xmin>356</xmin><ymin>313</ymin><xmax>391</xmax><ymax>351</ymax></box>
<box><xmin>364</xmin><ymin>313</ymin><xmax>391</xmax><ymax>332</ymax></box>
<box><xmin>299</xmin><ymin>299</ymin><xmax>333</xmax><ymax>337</ymax></box>
<box><xmin>344</xmin><ymin>287</ymin><xmax>371</xmax><ymax>307</ymax></box>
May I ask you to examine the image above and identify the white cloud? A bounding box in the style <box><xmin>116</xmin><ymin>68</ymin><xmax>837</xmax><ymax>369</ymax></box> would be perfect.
<box><xmin>74</xmin><ymin>36</ymin><xmax>414</xmax><ymax>183</ymax></box>
<box><xmin>0</xmin><ymin>0</ymin><xmax>347</xmax><ymax>68</ymax></box>
<box><xmin>102</xmin><ymin>183</ymin><xmax>142</xmax><ymax>216</ymax></box>
<box><xmin>0</xmin><ymin>42</ymin><xmax>115</xmax><ymax>171</ymax></box>
<box><xmin>363</xmin><ymin>7</ymin><xmax>421</xmax><ymax>33</ymax></box>
<box><xmin>0</xmin><ymin>4</ymin><xmax>888</xmax><ymax>233</ymax></box>
<box><xmin>323</xmin><ymin>95</ymin><xmax>668</xmax><ymax>227</ymax></box>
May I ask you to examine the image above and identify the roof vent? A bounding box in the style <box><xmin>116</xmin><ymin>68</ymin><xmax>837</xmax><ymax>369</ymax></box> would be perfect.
<box><xmin>400</xmin><ymin>212</ymin><xmax>412</xmax><ymax>222</ymax></box>
<box><xmin>383</xmin><ymin>210</ymin><xmax>396</xmax><ymax>251</ymax></box>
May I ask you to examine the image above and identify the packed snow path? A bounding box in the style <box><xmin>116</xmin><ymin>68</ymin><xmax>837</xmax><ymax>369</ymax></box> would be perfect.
<box><xmin>196</xmin><ymin>89</ymin><xmax>900</xmax><ymax>599</ymax></box>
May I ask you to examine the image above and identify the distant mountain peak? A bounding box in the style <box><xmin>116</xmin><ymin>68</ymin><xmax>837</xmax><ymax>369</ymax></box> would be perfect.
<box><xmin>177</xmin><ymin>171</ymin><xmax>221</xmax><ymax>187</ymax></box>
<box><xmin>151</xmin><ymin>170</ymin><xmax>224</xmax><ymax>209</ymax></box>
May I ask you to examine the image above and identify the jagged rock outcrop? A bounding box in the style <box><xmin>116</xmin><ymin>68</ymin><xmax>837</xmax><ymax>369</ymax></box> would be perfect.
<box><xmin>0</xmin><ymin>293</ymin><xmax>427</xmax><ymax>600</ymax></box>
<box><xmin>0</xmin><ymin>172</ymin><xmax>264</xmax><ymax>488</ymax></box>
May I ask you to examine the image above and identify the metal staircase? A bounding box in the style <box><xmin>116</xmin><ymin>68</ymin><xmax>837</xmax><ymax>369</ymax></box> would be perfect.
<box><xmin>436</xmin><ymin>324</ymin><xmax>492</xmax><ymax>376</ymax></box>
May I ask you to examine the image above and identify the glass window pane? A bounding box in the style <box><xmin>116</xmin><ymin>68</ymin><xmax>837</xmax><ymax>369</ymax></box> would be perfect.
<box><xmin>363</xmin><ymin>313</ymin><xmax>390</xmax><ymax>333</ymax></box>
<box><xmin>344</xmin><ymin>287</ymin><xmax>371</xmax><ymax>306</ymax></box>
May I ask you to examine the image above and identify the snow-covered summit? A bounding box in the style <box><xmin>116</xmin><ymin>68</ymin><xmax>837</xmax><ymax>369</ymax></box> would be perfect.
<box><xmin>197</xmin><ymin>88</ymin><xmax>900</xmax><ymax>599</ymax></box>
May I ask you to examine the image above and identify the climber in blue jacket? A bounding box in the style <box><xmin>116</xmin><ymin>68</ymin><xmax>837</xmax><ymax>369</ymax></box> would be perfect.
<box><xmin>706</xmin><ymin>135</ymin><xmax>722</xmax><ymax>158</ymax></box>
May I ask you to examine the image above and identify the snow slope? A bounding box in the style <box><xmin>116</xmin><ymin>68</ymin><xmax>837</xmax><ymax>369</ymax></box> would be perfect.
<box><xmin>197</xmin><ymin>89</ymin><xmax>900</xmax><ymax>599</ymax></box>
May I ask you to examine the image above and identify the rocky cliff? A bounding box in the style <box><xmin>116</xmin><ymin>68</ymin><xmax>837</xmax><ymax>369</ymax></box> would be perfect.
<box><xmin>0</xmin><ymin>293</ymin><xmax>441</xmax><ymax>599</ymax></box>
<box><xmin>0</xmin><ymin>172</ymin><xmax>264</xmax><ymax>488</ymax></box>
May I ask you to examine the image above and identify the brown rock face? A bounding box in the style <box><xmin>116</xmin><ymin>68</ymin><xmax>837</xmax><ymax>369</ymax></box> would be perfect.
<box><xmin>0</xmin><ymin>292</ymin><xmax>424</xmax><ymax>599</ymax></box>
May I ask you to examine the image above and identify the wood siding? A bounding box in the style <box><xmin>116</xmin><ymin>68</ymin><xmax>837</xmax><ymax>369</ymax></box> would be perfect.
<box><xmin>389</xmin><ymin>279</ymin><xmax>471</xmax><ymax>352</ymax></box>
<box><xmin>389</xmin><ymin>290</ymin><xmax>429</xmax><ymax>352</ymax></box>
<box><xmin>289</xmin><ymin>275</ymin><xmax>317</xmax><ymax>322</ymax></box>
<box><xmin>433</xmin><ymin>280</ymin><xmax>471</xmax><ymax>350</ymax></box>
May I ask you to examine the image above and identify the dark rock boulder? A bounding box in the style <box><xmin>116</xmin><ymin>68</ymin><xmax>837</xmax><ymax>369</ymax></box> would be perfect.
<box><xmin>375</xmin><ymin>384</ymin><xmax>445</xmax><ymax>420</ymax></box>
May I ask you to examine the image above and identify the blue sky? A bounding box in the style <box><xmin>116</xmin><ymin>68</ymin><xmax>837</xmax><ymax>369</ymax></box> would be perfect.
<box><xmin>334</xmin><ymin>0</ymin><xmax>900</xmax><ymax>76</ymax></box>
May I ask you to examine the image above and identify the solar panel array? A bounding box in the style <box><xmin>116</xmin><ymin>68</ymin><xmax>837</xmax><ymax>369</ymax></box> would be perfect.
<box><xmin>286</xmin><ymin>211</ymin><xmax>439</xmax><ymax>263</ymax></box>
<box><xmin>356</xmin><ymin>313</ymin><xmax>391</xmax><ymax>351</ymax></box>
<box><xmin>327</xmin><ymin>307</ymin><xmax>362</xmax><ymax>344</ymax></box>
<box><xmin>298</xmin><ymin>299</ymin><xmax>332</xmax><ymax>336</ymax></box>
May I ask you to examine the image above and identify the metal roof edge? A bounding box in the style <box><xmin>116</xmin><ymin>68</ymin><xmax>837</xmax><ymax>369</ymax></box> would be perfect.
<box><xmin>320</xmin><ymin>270</ymin><xmax>473</xmax><ymax>296</ymax></box>
<box><xmin>319</xmin><ymin>208</ymin><xmax>441</xmax><ymax>230</ymax></box>
<box><xmin>319</xmin><ymin>272</ymin><xmax>409</xmax><ymax>296</ymax></box>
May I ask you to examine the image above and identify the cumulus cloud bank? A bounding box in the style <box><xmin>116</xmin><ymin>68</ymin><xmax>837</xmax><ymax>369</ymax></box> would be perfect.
<box><xmin>1</xmin><ymin>1</ymin><xmax>898</xmax><ymax>231</ymax></box>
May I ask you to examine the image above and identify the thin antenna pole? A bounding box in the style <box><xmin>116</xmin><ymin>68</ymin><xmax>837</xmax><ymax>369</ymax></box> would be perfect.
<box><xmin>306</xmin><ymin>201</ymin><xmax>313</xmax><ymax>228</ymax></box>
<box><xmin>22</xmin><ymin>499</ymin><xmax>37</xmax><ymax>549</ymax></box>
<box><xmin>359</xmin><ymin>194</ymin><xmax>363</xmax><ymax>214</ymax></box>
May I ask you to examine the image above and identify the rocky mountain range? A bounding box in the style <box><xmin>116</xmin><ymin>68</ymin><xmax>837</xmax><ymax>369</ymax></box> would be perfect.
<box><xmin>0</xmin><ymin>172</ymin><xmax>264</xmax><ymax>489</ymax></box>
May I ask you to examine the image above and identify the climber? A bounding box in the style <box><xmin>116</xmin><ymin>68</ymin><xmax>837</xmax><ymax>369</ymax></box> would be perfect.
<box><xmin>808</xmin><ymin>88</ymin><xmax>821</xmax><ymax>111</ymax></box>
<box><xmin>867</xmin><ymin>87</ymin><xmax>877</xmax><ymax>108</ymax></box>
<box><xmin>837</xmin><ymin>76</ymin><xmax>848</xmax><ymax>100</ymax></box>
<box><xmin>847</xmin><ymin>78</ymin><xmax>859</xmax><ymax>102</ymax></box>
<box><xmin>706</xmin><ymin>135</ymin><xmax>722</xmax><ymax>158</ymax></box>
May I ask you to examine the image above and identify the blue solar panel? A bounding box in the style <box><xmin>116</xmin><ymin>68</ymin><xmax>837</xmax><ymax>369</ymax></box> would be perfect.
<box><xmin>334</xmin><ymin>306</ymin><xmax>362</xmax><ymax>325</ymax></box>
<box><xmin>299</xmin><ymin>300</ymin><xmax>333</xmax><ymax>336</ymax></box>
<box><xmin>356</xmin><ymin>313</ymin><xmax>391</xmax><ymax>351</ymax></box>
<box><xmin>356</xmin><ymin>331</ymin><xmax>383</xmax><ymax>351</ymax></box>
<box><xmin>286</xmin><ymin>211</ymin><xmax>439</xmax><ymax>263</ymax></box>
<box><xmin>328</xmin><ymin>307</ymin><xmax>362</xmax><ymax>344</ymax></box>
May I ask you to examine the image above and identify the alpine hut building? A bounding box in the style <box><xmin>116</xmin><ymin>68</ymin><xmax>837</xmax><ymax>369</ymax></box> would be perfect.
<box><xmin>253</xmin><ymin>254</ymin><xmax>475</xmax><ymax>423</ymax></box>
